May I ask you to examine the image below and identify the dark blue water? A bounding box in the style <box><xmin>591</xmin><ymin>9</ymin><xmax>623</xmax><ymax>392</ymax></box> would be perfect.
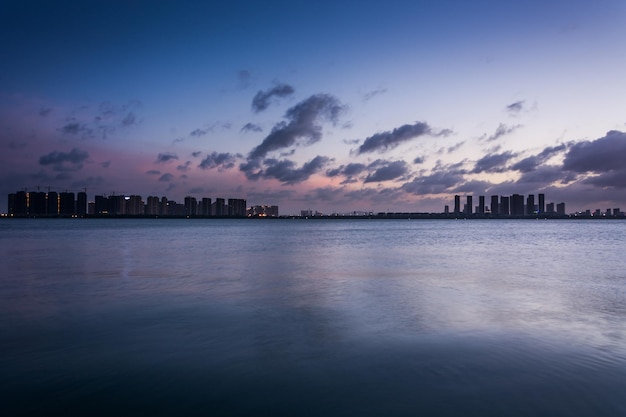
<box><xmin>1</xmin><ymin>219</ymin><xmax>625</xmax><ymax>416</ymax></box>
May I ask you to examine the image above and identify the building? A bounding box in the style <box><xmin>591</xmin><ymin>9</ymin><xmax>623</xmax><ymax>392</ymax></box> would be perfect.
<box><xmin>184</xmin><ymin>196</ymin><xmax>198</xmax><ymax>216</ymax></box>
<box><xmin>538</xmin><ymin>193</ymin><xmax>545</xmax><ymax>214</ymax></box>
<box><xmin>500</xmin><ymin>196</ymin><xmax>510</xmax><ymax>216</ymax></box>
<box><xmin>76</xmin><ymin>192</ymin><xmax>87</xmax><ymax>216</ymax></box>
<box><xmin>466</xmin><ymin>195</ymin><xmax>473</xmax><ymax>215</ymax></box>
<box><xmin>490</xmin><ymin>195</ymin><xmax>499</xmax><ymax>215</ymax></box>
<box><xmin>478</xmin><ymin>196</ymin><xmax>485</xmax><ymax>214</ymax></box>
<box><xmin>557</xmin><ymin>202</ymin><xmax>566</xmax><ymax>216</ymax></box>
<box><xmin>526</xmin><ymin>194</ymin><xmax>535</xmax><ymax>216</ymax></box>
<box><xmin>59</xmin><ymin>192</ymin><xmax>75</xmax><ymax>216</ymax></box>
<box><xmin>454</xmin><ymin>195</ymin><xmax>460</xmax><ymax>214</ymax></box>
<box><xmin>510</xmin><ymin>194</ymin><xmax>524</xmax><ymax>216</ymax></box>
<box><xmin>201</xmin><ymin>198</ymin><xmax>212</xmax><ymax>216</ymax></box>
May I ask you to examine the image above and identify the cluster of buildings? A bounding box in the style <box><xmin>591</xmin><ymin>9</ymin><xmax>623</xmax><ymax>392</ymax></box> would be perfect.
<box><xmin>446</xmin><ymin>193</ymin><xmax>622</xmax><ymax>218</ymax></box>
<box><xmin>5</xmin><ymin>189</ymin><xmax>279</xmax><ymax>218</ymax></box>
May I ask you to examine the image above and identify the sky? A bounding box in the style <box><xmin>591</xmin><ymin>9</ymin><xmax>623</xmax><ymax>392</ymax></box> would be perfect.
<box><xmin>2</xmin><ymin>0</ymin><xmax>626</xmax><ymax>215</ymax></box>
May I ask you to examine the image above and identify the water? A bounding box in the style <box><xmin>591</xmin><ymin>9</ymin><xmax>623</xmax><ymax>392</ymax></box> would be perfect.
<box><xmin>1</xmin><ymin>218</ymin><xmax>625</xmax><ymax>416</ymax></box>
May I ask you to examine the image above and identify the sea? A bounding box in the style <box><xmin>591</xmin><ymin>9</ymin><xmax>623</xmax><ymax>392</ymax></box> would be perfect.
<box><xmin>1</xmin><ymin>218</ymin><xmax>625</xmax><ymax>416</ymax></box>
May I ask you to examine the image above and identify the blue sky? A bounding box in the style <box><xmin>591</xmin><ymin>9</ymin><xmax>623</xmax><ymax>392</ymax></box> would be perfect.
<box><xmin>2</xmin><ymin>0</ymin><xmax>626</xmax><ymax>214</ymax></box>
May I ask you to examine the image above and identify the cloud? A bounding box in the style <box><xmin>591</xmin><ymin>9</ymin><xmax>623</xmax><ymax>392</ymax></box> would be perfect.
<box><xmin>156</xmin><ymin>152</ymin><xmax>179</xmax><ymax>163</ymax></box>
<box><xmin>238</xmin><ymin>70</ymin><xmax>252</xmax><ymax>89</ymax></box>
<box><xmin>506</xmin><ymin>100</ymin><xmax>525</xmax><ymax>113</ymax></box>
<box><xmin>121</xmin><ymin>112</ymin><xmax>136</xmax><ymax>126</ymax></box>
<box><xmin>191</xmin><ymin>151</ymin><xmax>202</xmax><ymax>157</ymax></box>
<box><xmin>177</xmin><ymin>161</ymin><xmax>191</xmax><ymax>172</ymax></box>
<box><xmin>39</xmin><ymin>148</ymin><xmax>90</xmax><ymax>171</ymax></box>
<box><xmin>362</xmin><ymin>87</ymin><xmax>387</xmax><ymax>102</ymax></box>
<box><xmin>326</xmin><ymin>163</ymin><xmax>367</xmax><ymax>178</ymax></box>
<box><xmin>252</xmin><ymin>83</ymin><xmax>295</xmax><ymax>112</ymax></box>
<box><xmin>402</xmin><ymin>164</ymin><xmax>467</xmax><ymax>195</ymax></box>
<box><xmin>356</xmin><ymin>122</ymin><xmax>433</xmax><ymax>154</ymax></box>
<box><xmin>472</xmin><ymin>151</ymin><xmax>518</xmax><ymax>174</ymax></box>
<box><xmin>413</xmin><ymin>156</ymin><xmax>425</xmax><ymax>164</ymax></box>
<box><xmin>483</xmin><ymin>123</ymin><xmax>523</xmax><ymax>142</ymax></box>
<box><xmin>146</xmin><ymin>170</ymin><xmax>161</xmax><ymax>175</ymax></box>
<box><xmin>241</xmin><ymin>122</ymin><xmax>263</xmax><ymax>133</ymax></box>
<box><xmin>39</xmin><ymin>107</ymin><xmax>52</xmax><ymax>117</ymax></box>
<box><xmin>198</xmin><ymin>152</ymin><xmax>240</xmax><ymax>170</ymax></box>
<box><xmin>364</xmin><ymin>160</ymin><xmax>409</xmax><ymax>183</ymax></box>
<box><xmin>190</xmin><ymin>128</ymin><xmax>209</xmax><ymax>137</ymax></box>
<box><xmin>563</xmin><ymin>130</ymin><xmax>626</xmax><ymax>173</ymax></box>
<box><xmin>511</xmin><ymin>144</ymin><xmax>567</xmax><ymax>172</ymax></box>
<box><xmin>159</xmin><ymin>173</ymin><xmax>174</xmax><ymax>182</ymax></box>
<box><xmin>244</xmin><ymin>156</ymin><xmax>329</xmax><ymax>184</ymax></box>
<box><xmin>247</xmin><ymin>94</ymin><xmax>344</xmax><ymax>161</ymax></box>
<box><xmin>266</xmin><ymin>156</ymin><xmax>330</xmax><ymax>184</ymax></box>
<box><xmin>60</xmin><ymin>120</ymin><xmax>91</xmax><ymax>137</ymax></box>
<box><xmin>562</xmin><ymin>130</ymin><xmax>626</xmax><ymax>189</ymax></box>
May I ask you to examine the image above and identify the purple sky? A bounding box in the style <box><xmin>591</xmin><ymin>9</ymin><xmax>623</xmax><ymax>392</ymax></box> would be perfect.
<box><xmin>2</xmin><ymin>1</ymin><xmax>626</xmax><ymax>214</ymax></box>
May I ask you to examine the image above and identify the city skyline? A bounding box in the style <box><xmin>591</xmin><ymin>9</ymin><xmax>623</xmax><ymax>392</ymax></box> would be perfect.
<box><xmin>6</xmin><ymin>187</ymin><xmax>623</xmax><ymax>218</ymax></box>
<box><xmin>2</xmin><ymin>1</ymin><xmax>626</xmax><ymax>214</ymax></box>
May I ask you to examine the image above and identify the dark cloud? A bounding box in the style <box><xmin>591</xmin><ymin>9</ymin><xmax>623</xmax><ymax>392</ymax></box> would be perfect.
<box><xmin>562</xmin><ymin>131</ymin><xmax>626</xmax><ymax>189</ymax></box>
<box><xmin>247</xmin><ymin>94</ymin><xmax>344</xmax><ymax>161</ymax></box>
<box><xmin>445</xmin><ymin>141</ymin><xmax>465</xmax><ymax>154</ymax></box>
<box><xmin>60</xmin><ymin>121</ymin><xmax>91</xmax><ymax>137</ymax></box>
<box><xmin>146</xmin><ymin>170</ymin><xmax>161</xmax><ymax>175</ymax></box>
<box><xmin>326</xmin><ymin>163</ymin><xmax>367</xmax><ymax>178</ymax></box>
<box><xmin>39</xmin><ymin>148</ymin><xmax>90</xmax><ymax>171</ymax></box>
<box><xmin>252</xmin><ymin>83</ymin><xmax>295</xmax><ymax>112</ymax></box>
<box><xmin>177</xmin><ymin>161</ymin><xmax>191</xmax><ymax>172</ymax></box>
<box><xmin>511</xmin><ymin>144</ymin><xmax>567</xmax><ymax>172</ymax></box>
<box><xmin>483</xmin><ymin>123</ymin><xmax>523</xmax><ymax>142</ymax></box>
<box><xmin>121</xmin><ymin>112</ymin><xmax>136</xmax><ymax>126</ymax></box>
<box><xmin>261</xmin><ymin>156</ymin><xmax>329</xmax><ymax>184</ymax></box>
<box><xmin>357</xmin><ymin>122</ymin><xmax>432</xmax><ymax>154</ymax></box>
<box><xmin>156</xmin><ymin>152</ymin><xmax>179</xmax><ymax>163</ymax></box>
<box><xmin>364</xmin><ymin>160</ymin><xmax>409</xmax><ymax>183</ymax></box>
<box><xmin>243</xmin><ymin>156</ymin><xmax>329</xmax><ymax>184</ymax></box>
<box><xmin>413</xmin><ymin>156</ymin><xmax>425</xmax><ymax>164</ymax></box>
<box><xmin>191</xmin><ymin>151</ymin><xmax>202</xmax><ymax>157</ymax></box>
<box><xmin>198</xmin><ymin>152</ymin><xmax>240</xmax><ymax>170</ymax></box>
<box><xmin>39</xmin><ymin>107</ymin><xmax>52</xmax><ymax>117</ymax></box>
<box><xmin>159</xmin><ymin>173</ymin><xmax>174</xmax><ymax>182</ymax></box>
<box><xmin>506</xmin><ymin>100</ymin><xmax>524</xmax><ymax>113</ymax></box>
<box><xmin>190</xmin><ymin>128</ymin><xmax>209</xmax><ymax>137</ymax></box>
<box><xmin>402</xmin><ymin>164</ymin><xmax>466</xmax><ymax>195</ymax></box>
<box><xmin>362</xmin><ymin>87</ymin><xmax>387</xmax><ymax>102</ymax></box>
<box><xmin>241</xmin><ymin>122</ymin><xmax>263</xmax><ymax>133</ymax></box>
<box><xmin>563</xmin><ymin>130</ymin><xmax>626</xmax><ymax>173</ymax></box>
<box><xmin>515</xmin><ymin>165</ymin><xmax>571</xmax><ymax>186</ymax></box>
<box><xmin>472</xmin><ymin>151</ymin><xmax>518</xmax><ymax>174</ymax></box>
<box><xmin>238</xmin><ymin>70</ymin><xmax>252</xmax><ymax>89</ymax></box>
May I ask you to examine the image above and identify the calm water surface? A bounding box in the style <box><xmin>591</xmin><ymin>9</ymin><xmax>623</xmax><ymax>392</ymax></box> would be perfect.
<box><xmin>1</xmin><ymin>219</ymin><xmax>625</xmax><ymax>416</ymax></box>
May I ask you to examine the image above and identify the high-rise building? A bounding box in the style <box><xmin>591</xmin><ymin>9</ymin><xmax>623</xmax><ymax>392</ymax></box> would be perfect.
<box><xmin>557</xmin><ymin>202</ymin><xmax>566</xmax><ymax>215</ymax></box>
<box><xmin>201</xmin><ymin>198</ymin><xmax>212</xmax><ymax>216</ymax></box>
<box><xmin>76</xmin><ymin>192</ymin><xmax>87</xmax><ymax>216</ymax></box>
<box><xmin>454</xmin><ymin>195</ymin><xmax>460</xmax><ymax>214</ymax></box>
<box><xmin>126</xmin><ymin>195</ymin><xmax>144</xmax><ymax>215</ymax></box>
<box><xmin>500</xmin><ymin>196</ymin><xmax>510</xmax><ymax>216</ymax></box>
<box><xmin>538</xmin><ymin>193</ymin><xmax>545</xmax><ymax>214</ymax></box>
<box><xmin>526</xmin><ymin>194</ymin><xmax>535</xmax><ymax>216</ymax></box>
<box><xmin>478</xmin><ymin>196</ymin><xmax>485</xmax><ymax>214</ymax></box>
<box><xmin>146</xmin><ymin>196</ymin><xmax>160</xmax><ymax>215</ymax></box>
<box><xmin>214</xmin><ymin>198</ymin><xmax>225</xmax><ymax>216</ymax></box>
<box><xmin>546</xmin><ymin>202</ymin><xmax>555</xmax><ymax>213</ymax></box>
<box><xmin>59</xmin><ymin>192</ymin><xmax>75</xmax><ymax>215</ymax></box>
<box><xmin>490</xmin><ymin>195</ymin><xmax>499</xmax><ymax>215</ymax></box>
<box><xmin>47</xmin><ymin>192</ymin><xmax>59</xmax><ymax>216</ymax></box>
<box><xmin>184</xmin><ymin>196</ymin><xmax>197</xmax><ymax>216</ymax></box>
<box><xmin>29</xmin><ymin>192</ymin><xmax>47</xmax><ymax>216</ymax></box>
<box><xmin>510</xmin><ymin>194</ymin><xmax>524</xmax><ymax>216</ymax></box>
<box><xmin>466</xmin><ymin>196</ymin><xmax>473</xmax><ymax>215</ymax></box>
